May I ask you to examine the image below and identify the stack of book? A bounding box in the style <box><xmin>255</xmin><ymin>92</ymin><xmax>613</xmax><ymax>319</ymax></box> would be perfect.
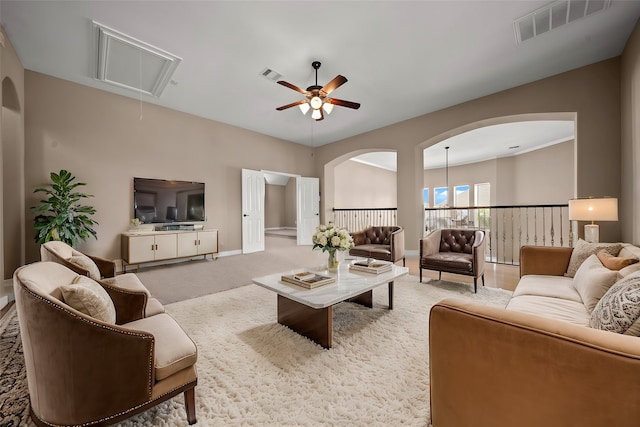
<box><xmin>349</xmin><ymin>261</ymin><xmax>393</xmax><ymax>274</ymax></box>
<box><xmin>281</xmin><ymin>272</ymin><xmax>336</xmax><ymax>289</ymax></box>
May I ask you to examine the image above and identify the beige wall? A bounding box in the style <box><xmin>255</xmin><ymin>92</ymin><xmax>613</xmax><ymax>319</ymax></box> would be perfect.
<box><xmin>264</xmin><ymin>184</ymin><xmax>286</xmax><ymax>228</ymax></box>
<box><xmin>265</xmin><ymin>179</ymin><xmax>296</xmax><ymax>229</ymax></box>
<box><xmin>316</xmin><ymin>59</ymin><xmax>621</xmax><ymax>249</ymax></box>
<box><xmin>424</xmin><ymin>141</ymin><xmax>574</xmax><ymax>206</ymax></box>
<box><xmin>10</xmin><ymin>20</ymin><xmax>640</xmax><ymax>265</ymax></box>
<box><xmin>1</xmin><ymin>26</ymin><xmax>25</xmax><ymax>291</ymax></box>
<box><xmin>24</xmin><ymin>71</ymin><xmax>316</xmax><ymax>262</ymax></box>
<box><xmin>334</xmin><ymin>160</ymin><xmax>396</xmax><ymax>208</ymax></box>
<box><xmin>622</xmin><ymin>20</ymin><xmax>640</xmax><ymax>244</ymax></box>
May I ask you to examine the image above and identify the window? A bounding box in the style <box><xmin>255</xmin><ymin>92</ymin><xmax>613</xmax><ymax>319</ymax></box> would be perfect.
<box><xmin>454</xmin><ymin>185</ymin><xmax>470</xmax><ymax>207</ymax></box>
<box><xmin>474</xmin><ymin>183</ymin><xmax>491</xmax><ymax>228</ymax></box>
<box><xmin>434</xmin><ymin>187</ymin><xmax>448</xmax><ymax>207</ymax></box>
<box><xmin>423</xmin><ymin>188</ymin><xmax>430</xmax><ymax>207</ymax></box>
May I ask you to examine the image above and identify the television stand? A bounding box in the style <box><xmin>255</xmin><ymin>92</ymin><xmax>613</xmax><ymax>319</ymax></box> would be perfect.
<box><xmin>121</xmin><ymin>229</ymin><xmax>218</xmax><ymax>272</ymax></box>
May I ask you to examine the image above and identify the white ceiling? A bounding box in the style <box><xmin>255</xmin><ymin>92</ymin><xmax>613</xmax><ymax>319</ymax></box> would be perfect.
<box><xmin>1</xmin><ymin>1</ymin><xmax>638</xmax><ymax>149</ymax></box>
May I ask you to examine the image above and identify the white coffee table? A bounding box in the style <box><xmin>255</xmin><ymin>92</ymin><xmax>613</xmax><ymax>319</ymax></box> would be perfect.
<box><xmin>252</xmin><ymin>263</ymin><xmax>409</xmax><ymax>348</ymax></box>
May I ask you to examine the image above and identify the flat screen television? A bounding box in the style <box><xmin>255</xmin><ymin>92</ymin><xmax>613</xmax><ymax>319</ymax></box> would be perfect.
<box><xmin>133</xmin><ymin>177</ymin><xmax>205</xmax><ymax>224</ymax></box>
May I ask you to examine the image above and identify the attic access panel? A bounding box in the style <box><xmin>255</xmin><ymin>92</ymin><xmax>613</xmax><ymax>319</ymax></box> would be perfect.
<box><xmin>93</xmin><ymin>21</ymin><xmax>181</xmax><ymax>97</ymax></box>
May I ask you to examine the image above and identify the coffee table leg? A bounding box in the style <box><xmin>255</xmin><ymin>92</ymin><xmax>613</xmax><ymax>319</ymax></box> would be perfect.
<box><xmin>277</xmin><ymin>295</ymin><xmax>332</xmax><ymax>349</ymax></box>
<box><xmin>389</xmin><ymin>281</ymin><xmax>394</xmax><ymax>310</ymax></box>
<box><xmin>348</xmin><ymin>290</ymin><xmax>373</xmax><ymax>307</ymax></box>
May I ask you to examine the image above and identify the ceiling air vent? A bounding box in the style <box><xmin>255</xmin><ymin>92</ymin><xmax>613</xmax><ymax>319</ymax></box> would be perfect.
<box><xmin>93</xmin><ymin>21</ymin><xmax>182</xmax><ymax>97</ymax></box>
<box><xmin>514</xmin><ymin>0</ymin><xmax>612</xmax><ymax>44</ymax></box>
<box><xmin>260</xmin><ymin>67</ymin><xmax>283</xmax><ymax>82</ymax></box>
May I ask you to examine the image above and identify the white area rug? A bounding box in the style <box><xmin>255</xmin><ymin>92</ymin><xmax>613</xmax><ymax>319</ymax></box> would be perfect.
<box><xmin>111</xmin><ymin>276</ymin><xmax>511</xmax><ymax>427</ymax></box>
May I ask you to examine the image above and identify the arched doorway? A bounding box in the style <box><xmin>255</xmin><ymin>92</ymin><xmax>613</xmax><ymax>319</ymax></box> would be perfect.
<box><xmin>3</xmin><ymin>76</ymin><xmax>24</xmax><ymax>283</ymax></box>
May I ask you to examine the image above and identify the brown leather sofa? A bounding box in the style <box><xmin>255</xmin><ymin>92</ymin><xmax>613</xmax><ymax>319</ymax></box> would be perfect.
<box><xmin>349</xmin><ymin>226</ymin><xmax>405</xmax><ymax>266</ymax></box>
<box><xmin>13</xmin><ymin>261</ymin><xmax>198</xmax><ymax>426</ymax></box>
<box><xmin>419</xmin><ymin>228</ymin><xmax>485</xmax><ymax>292</ymax></box>
<box><xmin>428</xmin><ymin>243</ymin><xmax>640</xmax><ymax>427</ymax></box>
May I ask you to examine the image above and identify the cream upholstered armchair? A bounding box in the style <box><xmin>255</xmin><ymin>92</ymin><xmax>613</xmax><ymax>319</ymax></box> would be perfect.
<box><xmin>40</xmin><ymin>240</ymin><xmax>165</xmax><ymax>318</ymax></box>
<box><xmin>13</xmin><ymin>261</ymin><xmax>198</xmax><ymax>426</ymax></box>
<box><xmin>40</xmin><ymin>240</ymin><xmax>115</xmax><ymax>279</ymax></box>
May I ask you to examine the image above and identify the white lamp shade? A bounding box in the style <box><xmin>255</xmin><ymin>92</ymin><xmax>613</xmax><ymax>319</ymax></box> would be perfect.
<box><xmin>568</xmin><ymin>198</ymin><xmax>618</xmax><ymax>222</ymax></box>
<box><xmin>298</xmin><ymin>102</ymin><xmax>310</xmax><ymax>115</ymax></box>
<box><xmin>322</xmin><ymin>102</ymin><xmax>334</xmax><ymax>114</ymax></box>
<box><xmin>310</xmin><ymin>96</ymin><xmax>322</xmax><ymax>110</ymax></box>
<box><xmin>311</xmin><ymin>109</ymin><xmax>322</xmax><ymax>120</ymax></box>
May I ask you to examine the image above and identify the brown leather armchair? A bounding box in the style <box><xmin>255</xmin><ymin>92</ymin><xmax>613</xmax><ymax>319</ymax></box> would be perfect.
<box><xmin>419</xmin><ymin>228</ymin><xmax>485</xmax><ymax>292</ymax></box>
<box><xmin>349</xmin><ymin>226</ymin><xmax>406</xmax><ymax>266</ymax></box>
<box><xmin>13</xmin><ymin>261</ymin><xmax>198</xmax><ymax>426</ymax></box>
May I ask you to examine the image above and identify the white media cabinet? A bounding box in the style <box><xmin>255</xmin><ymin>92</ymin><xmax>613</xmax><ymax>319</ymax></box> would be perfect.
<box><xmin>121</xmin><ymin>229</ymin><xmax>218</xmax><ymax>271</ymax></box>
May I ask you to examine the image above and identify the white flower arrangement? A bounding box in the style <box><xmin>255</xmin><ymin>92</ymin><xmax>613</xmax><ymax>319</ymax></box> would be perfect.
<box><xmin>312</xmin><ymin>223</ymin><xmax>354</xmax><ymax>254</ymax></box>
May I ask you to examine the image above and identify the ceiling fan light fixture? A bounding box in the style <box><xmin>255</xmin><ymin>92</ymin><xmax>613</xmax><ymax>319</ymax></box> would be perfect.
<box><xmin>322</xmin><ymin>101</ymin><xmax>334</xmax><ymax>114</ymax></box>
<box><xmin>311</xmin><ymin>109</ymin><xmax>322</xmax><ymax>120</ymax></box>
<box><xmin>299</xmin><ymin>102</ymin><xmax>310</xmax><ymax>115</ymax></box>
<box><xmin>310</xmin><ymin>96</ymin><xmax>323</xmax><ymax>110</ymax></box>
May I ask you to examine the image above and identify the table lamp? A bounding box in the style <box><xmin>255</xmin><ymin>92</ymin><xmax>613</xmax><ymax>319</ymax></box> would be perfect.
<box><xmin>568</xmin><ymin>197</ymin><xmax>618</xmax><ymax>243</ymax></box>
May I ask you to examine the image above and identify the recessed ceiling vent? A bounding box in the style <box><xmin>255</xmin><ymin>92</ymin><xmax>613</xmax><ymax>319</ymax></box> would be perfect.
<box><xmin>93</xmin><ymin>21</ymin><xmax>182</xmax><ymax>97</ymax></box>
<box><xmin>514</xmin><ymin>0</ymin><xmax>612</xmax><ymax>44</ymax></box>
<box><xmin>260</xmin><ymin>67</ymin><xmax>283</xmax><ymax>82</ymax></box>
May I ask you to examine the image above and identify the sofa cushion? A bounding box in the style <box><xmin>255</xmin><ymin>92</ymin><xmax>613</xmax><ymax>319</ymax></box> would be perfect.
<box><xmin>350</xmin><ymin>244</ymin><xmax>391</xmax><ymax>258</ymax></box>
<box><xmin>573</xmin><ymin>254</ymin><xmax>621</xmax><ymax>313</ymax></box>
<box><xmin>513</xmin><ymin>275</ymin><xmax>581</xmax><ymax>303</ymax></box>
<box><xmin>60</xmin><ymin>276</ymin><xmax>116</xmax><ymax>324</ymax></box>
<box><xmin>590</xmin><ymin>272</ymin><xmax>640</xmax><ymax>336</ymax></box>
<box><xmin>421</xmin><ymin>252</ymin><xmax>473</xmax><ymax>273</ymax></box>
<box><xmin>506</xmin><ymin>295</ymin><xmax>590</xmax><ymax>327</ymax></box>
<box><xmin>596</xmin><ymin>250</ymin><xmax>639</xmax><ymax>271</ymax></box>
<box><xmin>125</xmin><ymin>313</ymin><xmax>197</xmax><ymax>380</ymax></box>
<box><xmin>68</xmin><ymin>254</ymin><xmax>101</xmax><ymax>280</ymax></box>
<box><xmin>565</xmin><ymin>239</ymin><xmax>622</xmax><ymax>277</ymax></box>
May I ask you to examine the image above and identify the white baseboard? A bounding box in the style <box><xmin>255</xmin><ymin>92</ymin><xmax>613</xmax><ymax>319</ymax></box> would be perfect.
<box><xmin>0</xmin><ymin>295</ymin><xmax>8</xmax><ymax>312</ymax></box>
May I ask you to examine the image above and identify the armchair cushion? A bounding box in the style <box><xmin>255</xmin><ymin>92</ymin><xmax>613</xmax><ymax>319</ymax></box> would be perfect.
<box><xmin>68</xmin><ymin>254</ymin><xmax>101</xmax><ymax>280</ymax></box>
<box><xmin>125</xmin><ymin>313</ymin><xmax>198</xmax><ymax>380</ymax></box>
<box><xmin>61</xmin><ymin>276</ymin><xmax>116</xmax><ymax>324</ymax></box>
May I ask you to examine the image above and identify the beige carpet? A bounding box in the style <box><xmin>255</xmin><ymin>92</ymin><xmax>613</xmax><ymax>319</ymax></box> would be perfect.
<box><xmin>135</xmin><ymin>236</ymin><xmax>330</xmax><ymax>304</ymax></box>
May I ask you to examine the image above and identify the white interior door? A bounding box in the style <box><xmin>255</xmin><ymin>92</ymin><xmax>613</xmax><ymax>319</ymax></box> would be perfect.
<box><xmin>297</xmin><ymin>177</ymin><xmax>320</xmax><ymax>245</ymax></box>
<box><xmin>242</xmin><ymin>169</ymin><xmax>265</xmax><ymax>253</ymax></box>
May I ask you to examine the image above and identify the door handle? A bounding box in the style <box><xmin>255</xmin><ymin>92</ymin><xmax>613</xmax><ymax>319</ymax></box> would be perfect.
<box><xmin>243</xmin><ymin>214</ymin><xmax>249</xmax><ymax>217</ymax></box>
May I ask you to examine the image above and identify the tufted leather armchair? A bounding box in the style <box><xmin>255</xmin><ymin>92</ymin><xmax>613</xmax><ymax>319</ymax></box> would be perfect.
<box><xmin>419</xmin><ymin>228</ymin><xmax>485</xmax><ymax>292</ymax></box>
<box><xmin>349</xmin><ymin>226</ymin><xmax>405</xmax><ymax>266</ymax></box>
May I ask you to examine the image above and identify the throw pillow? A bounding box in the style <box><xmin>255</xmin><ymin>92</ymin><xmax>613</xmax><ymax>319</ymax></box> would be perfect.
<box><xmin>60</xmin><ymin>276</ymin><xmax>116</xmax><ymax>324</ymax></box>
<box><xmin>596</xmin><ymin>250</ymin><xmax>639</xmax><ymax>271</ymax></box>
<box><xmin>565</xmin><ymin>239</ymin><xmax>622</xmax><ymax>278</ymax></box>
<box><xmin>68</xmin><ymin>254</ymin><xmax>101</xmax><ymax>280</ymax></box>
<box><xmin>590</xmin><ymin>271</ymin><xmax>640</xmax><ymax>336</ymax></box>
<box><xmin>572</xmin><ymin>254</ymin><xmax>621</xmax><ymax>313</ymax></box>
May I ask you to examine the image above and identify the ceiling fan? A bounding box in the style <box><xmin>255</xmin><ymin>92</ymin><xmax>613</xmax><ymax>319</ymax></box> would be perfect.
<box><xmin>276</xmin><ymin>61</ymin><xmax>360</xmax><ymax>121</ymax></box>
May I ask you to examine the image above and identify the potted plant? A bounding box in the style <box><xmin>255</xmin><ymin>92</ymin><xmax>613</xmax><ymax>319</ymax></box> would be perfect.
<box><xmin>31</xmin><ymin>169</ymin><xmax>98</xmax><ymax>246</ymax></box>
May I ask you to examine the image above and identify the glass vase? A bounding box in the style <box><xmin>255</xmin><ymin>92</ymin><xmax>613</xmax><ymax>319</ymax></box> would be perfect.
<box><xmin>327</xmin><ymin>250</ymin><xmax>339</xmax><ymax>272</ymax></box>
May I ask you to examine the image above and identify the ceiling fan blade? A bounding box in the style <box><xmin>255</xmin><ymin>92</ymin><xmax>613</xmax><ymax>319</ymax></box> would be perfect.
<box><xmin>276</xmin><ymin>100</ymin><xmax>307</xmax><ymax>111</ymax></box>
<box><xmin>321</xmin><ymin>75</ymin><xmax>348</xmax><ymax>96</ymax></box>
<box><xmin>277</xmin><ymin>80</ymin><xmax>308</xmax><ymax>95</ymax></box>
<box><xmin>326</xmin><ymin>98</ymin><xmax>361</xmax><ymax>110</ymax></box>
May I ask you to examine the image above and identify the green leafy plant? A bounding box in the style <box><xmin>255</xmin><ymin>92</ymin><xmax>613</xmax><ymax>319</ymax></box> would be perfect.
<box><xmin>31</xmin><ymin>169</ymin><xmax>98</xmax><ymax>246</ymax></box>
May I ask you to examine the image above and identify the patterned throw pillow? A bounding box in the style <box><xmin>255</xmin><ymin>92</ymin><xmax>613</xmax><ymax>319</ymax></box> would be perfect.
<box><xmin>60</xmin><ymin>276</ymin><xmax>116</xmax><ymax>324</ymax></box>
<box><xmin>565</xmin><ymin>239</ymin><xmax>622</xmax><ymax>278</ymax></box>
<box><xmin>590</xmin><ymin>272</ymin><xmax>640</xmax><ymax>336</ymax></box>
